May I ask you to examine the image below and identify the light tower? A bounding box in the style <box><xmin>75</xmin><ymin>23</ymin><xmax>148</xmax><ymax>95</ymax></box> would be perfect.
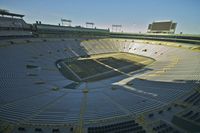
<box><xmin>61</xmin><ymin>18</ymin><xmax>72</xmax><ymax>26</ymax></box>
<box><xmin>86</xmin><ymin>22</ymin><xmax>94</xmax><ymax>28</ymax></box>
<box><xmin>112</xmin><ymin>24</ymin><xmax>122</xmax><ymax>32</ymax></box>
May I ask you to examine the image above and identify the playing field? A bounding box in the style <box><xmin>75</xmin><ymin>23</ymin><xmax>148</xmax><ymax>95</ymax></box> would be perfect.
<box><xmin>57</xmin><ymin>53</ymin><xmax>154</xmax><ymax>82</ymax></box>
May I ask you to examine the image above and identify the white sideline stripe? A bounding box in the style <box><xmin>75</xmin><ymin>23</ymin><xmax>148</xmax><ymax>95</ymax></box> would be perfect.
<box><xmin>61</xmin><ymin>62</ymin><xmax>82</xmax><ymax>81</ymax></box>
<box><xmin>94</xmin><ymin>59</ymin><xmax>131</xmax><ymax>76</ymax></box>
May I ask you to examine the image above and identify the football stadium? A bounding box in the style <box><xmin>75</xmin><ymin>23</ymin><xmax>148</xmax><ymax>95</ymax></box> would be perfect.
<box><xmin>0</xmin><ymin>1</ymin><xmax>200</xmax><ymax>133</ymax></box>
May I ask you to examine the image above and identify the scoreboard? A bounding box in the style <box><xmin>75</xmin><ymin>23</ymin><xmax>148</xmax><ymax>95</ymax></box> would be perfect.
<box><xmin>147</xmin><ymin>20</ymin><xmax>177</xmax><ymax>34</ymax></box>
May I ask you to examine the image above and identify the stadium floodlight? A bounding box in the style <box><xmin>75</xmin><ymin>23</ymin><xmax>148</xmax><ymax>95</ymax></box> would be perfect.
<box><xmin>86</xmin><ymin>22</ymin><xmax>94</xmax><ymax>28</ymax></box>
<box><xmin>61</xmin><ymin>19</ymin><xmax>72</xmax><ymax>26</ymax></box>
<box><xmin>112</xmin><ymin>24</ymin><xmax>122</xmax><ymax>32</ymax></box>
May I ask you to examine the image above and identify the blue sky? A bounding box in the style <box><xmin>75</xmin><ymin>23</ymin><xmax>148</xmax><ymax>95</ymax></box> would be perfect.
<box><xmin>0</xmin><ymin>0</ymin><xmax>200</xmax><ymax>34</ymax></box>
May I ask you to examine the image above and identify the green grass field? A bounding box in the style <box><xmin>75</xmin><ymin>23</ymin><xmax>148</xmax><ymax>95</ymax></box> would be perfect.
<box><xmin>57</xmin><ymin>53</ymin><xmax>154</xmax><ymax>82</ymax></box>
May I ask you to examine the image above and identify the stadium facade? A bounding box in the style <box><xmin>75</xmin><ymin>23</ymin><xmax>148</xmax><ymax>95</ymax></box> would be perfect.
<box><xmin>0</xmin><ymin>10</ymin><xmax>200</xmax><ymax>133</ymax></box>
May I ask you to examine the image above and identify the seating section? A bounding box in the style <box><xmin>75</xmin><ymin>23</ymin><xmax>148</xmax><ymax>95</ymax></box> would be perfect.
<box><xmin>0</xmin><ymin>30</ymin><xmax>32</xmax><ymax>37</ymax></box>
<box><xmin>126</xmin><ymin>78</ymin><xmax>198</xmax><ymax>103</ymax></box>
<box><xmin>102</xmin><ymin>87</ymin><xmax>163</xmax><ymax>114</ymax></box>
<box><xmin>0</xmin><ymin>16</ymin><xmax>30</xmax><ymax>29</ymax></box>
<box><xmin>172</xmin><ymin>107</ymin><xmax>200</xmax><ymax>132</ymax></box>
<box><xmin>182</xmin><ymin>109</ymin><xmax>200</xmax><ymax>122</ymax></box>
<box><xmin>15</xmin><ymin>126</ymin><xmax>74</xmax><ymax>133</ymax></box>
<box><xmin>26</xmin><ymin>92</ymin><xmax>82</xmax><ymax>124</ymax></box>
<box><xmin>0</xmin><ymin>17</ymin><xmax>32</xmax><ymax>37</ymax></box>
<box><xmin>183</xmin><ymin>90</ymin><xmax>200</xmax><ymax>106</ymax></box>
<box><xmin>88</xmin><ymin>120</ymin><xmax>146</xmax><ymax>133</ymax></box>
<box><xmin>0</xmin><ymin>38</ymin><xmax>200</xmax><ymax>132</ymax></box>
<box><xmin>150</xmin><ymin>120</ymin><xmax>182</xmax><ymax>133</ymax></box>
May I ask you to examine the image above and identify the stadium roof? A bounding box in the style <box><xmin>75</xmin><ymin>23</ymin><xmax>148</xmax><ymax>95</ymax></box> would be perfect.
<box><xmin>0</xmin><ymin>9</ymin><xmax>24</xmax><ymax>18</ymax></box>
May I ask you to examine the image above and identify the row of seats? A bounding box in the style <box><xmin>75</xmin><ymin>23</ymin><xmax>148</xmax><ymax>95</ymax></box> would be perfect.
<box><xmin>152</xmin><ymin>123</ymin><xmax>180</xmax><ymax>133</ymax></box>
<box><xmin>17</xmin><ymin>126</ymin><xmax>73</xmax><ymax>133</ymax></box>
<box><xmin>182</xmin><ymin>109</ymin><xmax>200</xmax><ymax>123</ymax></box>
<box><xmin>183</xmin><ymin>91</ymin><xmax>200</xmax><ymax>106</ymax></box>
<box><xmin>88</xmin><ymin>120</ymin><xmax>146</xmax><ymax>133</ymax></box>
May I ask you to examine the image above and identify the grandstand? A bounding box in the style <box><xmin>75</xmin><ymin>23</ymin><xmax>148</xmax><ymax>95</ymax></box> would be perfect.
<box><xmin>0</xmin><ymin>9</ymin><xmax>32</xmax><ymax>38</ymax></box>
<box><xmin>0</xmin><ymin>10</ymin><xmax>200</xmax><ymax>133</ymax></box>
